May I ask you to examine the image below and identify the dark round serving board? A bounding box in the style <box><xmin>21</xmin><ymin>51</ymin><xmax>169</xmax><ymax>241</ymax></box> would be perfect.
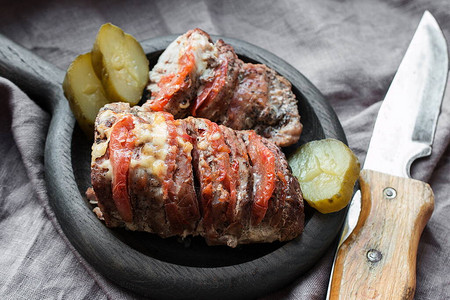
<box><xmin>0</xmin><ymin>33</ymin><xmax>347</xmax><ymax>299</ymax></box>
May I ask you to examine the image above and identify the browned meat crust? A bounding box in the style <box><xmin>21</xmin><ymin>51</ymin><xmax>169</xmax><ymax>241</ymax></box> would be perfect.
<box><xmin>163</xmin><ymin>118</ymin><xmax>200</xmax><ymax>235</ymax></box>
<box><xmin>91</xmin><ymin>104</ymin><xmax>200</xmax><ymax>237</ymax></box>
<box><xmin>216</xmin><ymin>125</ymin><xmax>253</xmax><ymax>247</ymax></box>
<box><xmin>91</xmin><ymin>105</ymin><xmax>304</xmax><ymax>247</ymax></box>
<box><xmin>193</xmin><ymin>40</ymin><xmax>243</xmax><ymax>121</ymax></box>
<box><xmin>144</xmin><ymin>29</ymin><xmax>302</xmax><ymax>147</ymax></box>
<box><xmin>238</xmin><ymin>131</ymin><xmax>304</xmax><ymax>243</ymax></box>
<box><xmin>142</xmin><ymin>29</ymin><xmax>217</xmax><ymax>119</ymax></box>
<box><xmin>221</xmin><ymin>63</ymin><xmax>269</xmax><ymax>131</ymax></box>
<box><xmin>91</xmin><ymin>102</ymin><xmax>131</xmax><ymax>228</ymax></box>
<box><xmin>187</xmin><ymin>118</ymin><xmax>234</xmax><ymax>243</ymax></box>
<box><xmin>185</xmin><ymin>118</ymin><xmax>255</xmax><ymax>247</ymax></box>
<box><xmin>259</xmin><ymin>137</ymin><xmax>304</xmax><ymax>241</ymax></box>
<box><xmin>222</xmin><ymin>63</ymin><xmax>302</xmax><ymax>147</ymax></box>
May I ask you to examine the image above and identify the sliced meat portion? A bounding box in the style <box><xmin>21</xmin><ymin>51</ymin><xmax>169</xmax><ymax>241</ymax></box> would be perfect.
<box><xmin>243</xmin><ymin>131</ymin><xmax>277</xmax><ymax>226</ymax></box>
<box><xmin>238</xmin><ymin>131</ymin><xmax>305</xmax><ymax>243</ymax></box>
<box><xmin>201</xmin><ymin>125</ymin><xmax>253</xmax><ymax>247</ymax></box>
<box><xmin>219</xmin><ymin>126</ymin><xmax>253</xmax><ymax>246</ymax></box>
<box><xmin>143</xmin><ymin>28</ymin><xmax>218</xmax><ymax>118</ymax></box>
<box><xmin>126</xmin><ymin>111</ymin><xmax>171</xmax><ymax>235</ymax></box>
<box><xmin>260</xmin><ymin>135</ymin><xmax>304</xmax><ymax>241</ymax></box>
<box><xmin>186</xmin><ymin>117</ymin><xmax>237</xmax><ymax>245</ymax></box>
<box><xmin>164</xmin><ymin>117</ymin><xmax>200</xmax><ymax>236</ymax></box>
<box><xmin>144</xmin><ymin>29</ymin><xmax>302</xmax><ymax>147</ymax></box>
<box><xmin>263</xmin><ymin>138</ymin><xmax>305</xmax><ymax>241</ymax></box>
<box><xmin>222</xmin><ymin>63</ymin><xmax>302</xmax><ymax>147</ymax></box>
<box><xmin>91</xmin><ymin>105</ymin><xmax>304</xmax><ymax>247</ymax></box>
<box><xmin>221</xmin><ymin>64</ymin><xmax>269</xmax><ymax>131</ymax></box>
<box><xmin>91</xmin><ymin>104</ymin><xmax>200</xmax><ymax>237</ymax></box>
<box><xmin>192</xmin><ymin>40</ymin><xmax>242</xmax><ymax>121</ymax></box>
<box><xmin>91</xmin><ymin>102</ymin><xmax>132</xmax><ymax>228</ymax></box>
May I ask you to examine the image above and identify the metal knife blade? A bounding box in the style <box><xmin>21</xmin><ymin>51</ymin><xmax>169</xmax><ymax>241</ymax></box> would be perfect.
<box><xmin>326</xmin><ymin>11</ymin><xmax>448</xmax><ymax>300</ymax></box>
<box><xmin>363</xmin><ymin>11</ymin><xmax>448</xmax><ymax>178</ymax></box>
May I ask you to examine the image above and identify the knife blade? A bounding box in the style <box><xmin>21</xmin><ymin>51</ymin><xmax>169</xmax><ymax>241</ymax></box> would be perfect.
<box><xmin>326</xmin><ymin>11</ymin><xmax>448</xmax><ymax>300</ymax></box>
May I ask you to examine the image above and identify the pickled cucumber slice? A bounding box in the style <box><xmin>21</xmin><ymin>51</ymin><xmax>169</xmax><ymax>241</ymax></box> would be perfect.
<box><xmin>288</xmin><ymin>138</ymin><xmax>360</xmax><ymax>214</ymax></box>
<box><xmin>63</xmin><ymin>52</ymin><xmax>109</xmax><ymax>137</ymax></box>
<box><xmin>91</xmin><ymin>23</ymin><xmax>149</xmax><ymax>105</ymax></box>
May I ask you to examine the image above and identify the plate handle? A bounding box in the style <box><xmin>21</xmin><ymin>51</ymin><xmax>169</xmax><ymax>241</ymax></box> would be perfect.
<box><xmin>0</xmin><ymin>33</ymin><xmax>64</xmax><ymax>113</ymax></box>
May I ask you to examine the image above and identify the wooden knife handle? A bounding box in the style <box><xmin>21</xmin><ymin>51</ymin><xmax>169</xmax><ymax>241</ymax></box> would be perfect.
<box><xmin>329</xmin><ymin>169</ymin><xmax>434</xmax><ymax>300</ymax></box>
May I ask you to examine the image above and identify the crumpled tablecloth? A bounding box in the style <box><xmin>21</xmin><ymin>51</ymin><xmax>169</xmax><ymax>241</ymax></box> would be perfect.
<box><xmin>1</xmin><ymin>1</ymin><xmax>449</xmax><ymax>299</ymax></box>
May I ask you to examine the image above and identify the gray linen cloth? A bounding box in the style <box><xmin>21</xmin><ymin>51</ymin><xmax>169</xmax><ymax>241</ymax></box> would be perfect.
<box><xmin>1</xmin><ymin>0</ymin><xmax>449</xmax><ymax>299</ymax></box>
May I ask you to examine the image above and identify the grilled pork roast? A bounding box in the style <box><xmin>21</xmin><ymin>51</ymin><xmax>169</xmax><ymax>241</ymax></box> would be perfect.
<box><xmin>91</xmin><ymin>103</ymin><xmax>304</xmax><ymax>247</ymax></box>
<box><xmin>143</xmin><ymin>29</ymin><xmax>301</xmax><ymax>147</ymax></box>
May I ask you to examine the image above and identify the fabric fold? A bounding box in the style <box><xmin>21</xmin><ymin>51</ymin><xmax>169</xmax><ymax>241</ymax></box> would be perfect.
<box><xmin>0</xmin><ymin>1</ymin><xmax>449</xmax><ymax>299</ymax></box>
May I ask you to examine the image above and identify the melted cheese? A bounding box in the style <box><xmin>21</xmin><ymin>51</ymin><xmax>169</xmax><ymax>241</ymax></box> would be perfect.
<box><xmin>190</xmin><ymin>31</ymin><xmax>218</xmax><ymax>77</ymax></box>
<box><xmin>91</xmin><ymin>141</ymin><xmax>108</xmax><ymax>162</ymax></box>
<box><xmin>148</xmin><ymin>30</ymin><xmax>218</xmax><ymax>93</ymax></box>
<box><xmin>211</xmin><ymin>132</ymin><xmax>221</xmax><ymax>141</ymax></box>
<box><xmin>91</xmin><ymin>110</ymin><xmax>123</xmax><ymax>162</ymax></box>
<box><xmin>97</xmin><ymin>109</ymin><xmax>117</xmax><ymax>124</ymax></box>
<box><xmin>130</xmin><ymin>113</ymin><xmax>169</xmax><ymax>179</ymax></box>
<box><xmin>197</xmin><ymin>140</ymin><xmax>208</xmax><ymax>151</ymax></box>
<box><xmin>98</xmin><ymin>159</ymin><xmax>113</xmax><ymax>179</ymax></box>
<box><xmin>177</xmin><ymin>136</ymin><xmax>193</xmax><ymax>154</ymax></box>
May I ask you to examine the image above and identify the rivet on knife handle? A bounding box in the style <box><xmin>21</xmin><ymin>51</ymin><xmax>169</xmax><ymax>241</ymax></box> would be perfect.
<box><xmin>328</xmin><ymin>169</ymin><xmax>434</xmax><ymax>300</ymax></box>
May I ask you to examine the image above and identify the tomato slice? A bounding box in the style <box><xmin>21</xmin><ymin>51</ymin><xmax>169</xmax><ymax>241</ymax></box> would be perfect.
<box><xmin>149</xmin><ymin>46</ymin><xmax>195</xmax><ymax>111</ymax></box>
<box><xmin>198</xmin><ymin>121</ymin><xmax>234</xmax><ymax>200</ymax></box>
<box><xmin>196</xmin><ymin>121</ymin><xmax>237</xmax><ymax>227</ymax></box>
<box><xmin>191</xmin><ymin>59</ymin><xmax>227</xmax><ymax>116</ymax></box>
<box><xmin>207</xmin><ymin>122</ymin><xmax>234</xmax><ymax>200</ymax></box>
<box><xmin>109</xmin><ymin>115</ymin><xmax>136</xmax><ymax>222</ymax></box>
<box><xmin>247</xmin><ymin>132</ymin><xmax>276</xmax><ymax>225</ymax></box>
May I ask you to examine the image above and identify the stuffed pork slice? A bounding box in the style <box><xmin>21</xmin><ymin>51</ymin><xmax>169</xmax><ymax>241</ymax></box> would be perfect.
<box><xmin>144</xmin><ymin>28</ymin><xmax>219</xmax><ymax>118</ymax></box>
<box><xmin>259</xmin><ymin>136</ymin><xmax>305</xmax><ymax>241</ymax></box>
<box><xmin>238</xmin><ymin>131</ymin><xmax>305</xmax><ymax>243</ymax></box>
<box><xmin>91</xmin><ymin>104</ymin><xmax>199</xmax><ymax>236</ymax></box>
<box><xmin>192</xmin><ymin>40</ymin><xmax>242</xmax><ymax>121</ymax></box>
<box><xmin>187</xmin><ymin>117</ymin><xmax>304</xmax><ymax>246</ymax></box>
<box><xmin>134</xmin><ymin>110</ymin><xmax>200</xmax><ymax>236</ymax></box>
<box><xmin>90</xmin><ymin>106</ymin><xmax>304</xmax><ymax>246</ymax></box>
<box><xmin>187</xmin><ymin>117</ymin><xmax>238</xmax><ymax>245</ymax></box>
<box><xmin>143</xmin><ymin>28</ymin><xmax>302</xmax><ymax>147</ymax></box>
<box><xmin>91</xmin><ymin>102</ymin><xmax>131</xmax><ymax>227</ymax></box>
<box><xmin>215</xmin><ymin>125</ymin><xmax>253</xmax><ymax>247</ymax></box>
<box><xmin>222</xmin><ymin>63</ymin><xmax>302</xmax><ymax>147</ymax></box>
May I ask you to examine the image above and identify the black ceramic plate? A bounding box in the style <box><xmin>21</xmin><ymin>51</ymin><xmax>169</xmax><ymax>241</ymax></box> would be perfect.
<box><xmin>0</xmin><ymin>33</ymin><xmax>347</xmax><ymax>300</ymax></box>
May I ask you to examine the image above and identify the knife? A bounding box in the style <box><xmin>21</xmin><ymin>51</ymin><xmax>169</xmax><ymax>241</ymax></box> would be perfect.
<box><xmin>326</xmin><ymin>11</ymin><xmax>448</xmax><ymax>300</ymax></box>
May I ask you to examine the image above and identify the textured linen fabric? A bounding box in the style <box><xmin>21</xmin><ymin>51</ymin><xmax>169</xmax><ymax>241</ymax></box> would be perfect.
<box><xmin>1</xmin><ymin>0</ymin><xmax>449</xmax><ymax>299</ymax></box>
